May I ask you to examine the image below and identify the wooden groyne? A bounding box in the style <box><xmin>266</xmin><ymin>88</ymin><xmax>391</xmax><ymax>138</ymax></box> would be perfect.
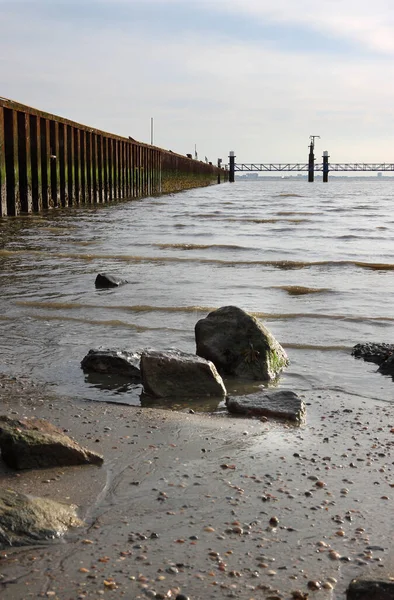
<box><xmin>0</xmin><ymin>98</ymin><xmax>228</xmax><ymax>216</ymax></box>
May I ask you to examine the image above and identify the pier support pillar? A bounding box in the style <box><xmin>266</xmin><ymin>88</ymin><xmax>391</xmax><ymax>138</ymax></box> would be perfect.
<box><xmin>217</xmin><ymin>158</ymin><xmax>222</xmax><ymax>184</ymax></box>
<box><xmin>323</xmin><ymin>151</ymin><xmax>329</xmax><ymax>182</ymax></box>
<box><xmin>229</xmin><ymin>151</ymin><xmax>235</xmax><ymax>183</ymax></box>
<box><xmin>308</xmin><ymin>141</ymin><xmax>314</xmax><ymax>183</ymax></box>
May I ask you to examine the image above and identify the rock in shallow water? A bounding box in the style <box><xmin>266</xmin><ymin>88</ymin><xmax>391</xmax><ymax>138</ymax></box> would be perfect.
<box><xmin>195</xmin><ymin>305</ymin><xmax>288</xmax><ymax>381</ymax></box>
<box><xmin>140</xmin><ymin>349</ymin><xmax>226</xmax><ymax>399</ymax></box>
<box><xmin>95</xmin><ymin>273</ymin><xmax>128</xmax><ymax>288</ymax></box>
<box><xmin>226</xmin><ymin>390</ymin><xmax>305</xmax><ymax>423</ymax></box>
<box><xmin>0</xmin><ymin>488</ymin><xmax>84</xmax><ymax>548</ymax></box>
<box><xmin>352</xmin><ymin>343</ymin><xmax>394</xmax><ymax>365</ymax></box>
<box><xmin>0</xmin><ymin>416</ymin><xmax>103</xmax><ymax>470</ymax></box>
<box><xmin>81</xmin><ymin>348</ymin><xmax>141</xmax><ymax>379</ymax></box>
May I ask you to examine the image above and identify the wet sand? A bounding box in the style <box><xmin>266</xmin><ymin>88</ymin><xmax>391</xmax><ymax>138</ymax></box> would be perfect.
<box><xmin>1</xmin><ymin>373</ymin><xmax>394</xmax><ymax>599</ymax></box>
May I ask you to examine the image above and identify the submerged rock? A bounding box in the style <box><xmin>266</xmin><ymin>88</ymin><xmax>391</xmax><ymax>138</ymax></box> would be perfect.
<box><xmin>226</xmin><ymin>390</ymin><xmax>305</xmax><ymax>423</ymax></box>
<box><xmin>346</xmin><ymin>577</ymin><xmax>394</xmax><ymax>599</ymax></box>
<box><xmin>0</xmin><ymin>488</ymin><xmax>84</xmax><ymax>548</ymax></box>
<box><xmin>140</xmin><ymin>349</ymin><xmax>226</xmax><ymax>399</ymax></box>
<box><xmin>352</xmin><ymin>342</ymin><xmax>394</xmax><ymax>365</ymax></box>
<box><xmin>378</xmin><ymin>354</ymin><xmax>394</xmax><ymax>375</ymax></box>
<box><xmin>195</xmin><ymin>306</ymin><xmax>288</xmax><ymax>381</ymax></box>
<box><xmin>352</xmin><ymin>343</ymin><xmax>394</xmax><ymax>378</ymax></box>
<box><xmin>0</xmin><ymin>416</ymin><xmax>103</xmax><ymax>470</ymax></box>
<box><xmin>81</xmin><ymin>348</ymin><xmax>141</xmax><ymax>379</ymax></box>
<box><xmin>95</xmin><ymin>273</ymin><xmax>128</xmax><ymax>288</ymax></box>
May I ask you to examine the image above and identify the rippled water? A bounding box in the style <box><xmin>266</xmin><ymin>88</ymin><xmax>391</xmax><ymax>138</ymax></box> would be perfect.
<box><xmin>1</xmin><ymin>179</ymin><xmax>394</xmax><ymax>407</ymax></box>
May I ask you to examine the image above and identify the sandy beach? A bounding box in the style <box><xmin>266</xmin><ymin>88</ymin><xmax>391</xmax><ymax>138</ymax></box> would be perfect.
<box><xmin>1</xmin><ymin>372</ymin><xmax>394</xmax><ymax>599</ymax></box>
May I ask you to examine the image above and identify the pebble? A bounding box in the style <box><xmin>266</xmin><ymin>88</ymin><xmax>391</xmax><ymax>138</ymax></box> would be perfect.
<box><xmin>307</xmin><ymin>580</ymin><xmax>321</xmax><ymax>590</ymax></box>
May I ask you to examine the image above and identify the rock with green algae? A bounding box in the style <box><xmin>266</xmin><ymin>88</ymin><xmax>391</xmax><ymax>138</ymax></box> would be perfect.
<box><xmin>0</xmin><ymin>416</ymin><xmax>103</xmax><ymax>470</ymax></box>
<box><xmin>195</xmin><ymin>305</ymin><xmax>288</xmax><ymax>381</ymax></box>
<box><xmin>0</xmin><ymin>488</ymin><xmax>84</xmax><ymax>548</ymax></box>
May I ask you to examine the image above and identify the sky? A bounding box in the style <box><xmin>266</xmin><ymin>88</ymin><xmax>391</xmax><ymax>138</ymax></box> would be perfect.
<box><xmin>1</xmin><ymin>0</ymin><xmax>394</xmax><ymax>164</ymax></box>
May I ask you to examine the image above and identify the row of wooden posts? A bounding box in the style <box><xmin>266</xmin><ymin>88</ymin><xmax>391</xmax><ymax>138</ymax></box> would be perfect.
<box><xmin>0</xmin><ymin>98</ymin><xmax>227</xmax><ymax>216</ymax></box>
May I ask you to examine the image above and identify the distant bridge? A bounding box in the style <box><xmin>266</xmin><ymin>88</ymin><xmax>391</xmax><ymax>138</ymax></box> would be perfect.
<box><xmin>234</xmin><ymin>163</ymin><xmax>394</xmax><ymax>173</ymax></box>
<box><xmin>226</xmin><ymin>139</ymin><xmax>394</xmax><ymax>183</ymax></box>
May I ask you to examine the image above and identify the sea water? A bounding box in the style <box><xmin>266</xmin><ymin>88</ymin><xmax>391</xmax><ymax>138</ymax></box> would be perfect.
<box><xmin>1</xmin><ymin>179</ymin><xmax>393</xmax><ymax>408</ymax></box>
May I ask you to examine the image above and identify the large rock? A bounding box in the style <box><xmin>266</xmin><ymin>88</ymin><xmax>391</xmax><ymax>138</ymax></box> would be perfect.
<box><xmin>226</xmin><ymin>390</ymin><xmax>305</xmax><ymax>423</ymax></box>
<box><xmin>95</xmin><ymin>273</ymin><xmax>128</xmax><ymax>288</ymax></box>
<box><xmin>195</xmin><ymin>306</ymin><xmax>288</xmax><ymax>381</ymax></box>
<box><xmin>140</xmin><ymin>349</ymin><xmax>226</xmax><ymax>399</ymax></box>
<box><xmin>0</xmin><ymin>488</ymin><xmax>83</xmax><ymax>548</ymax></box>
<box><xmin>81</xmin><ymin>348</ymin><xmax>141</xmax><ymax>379</ymax></box>
<box><xmin>0</xmin><ymin>416</ymin><xmax>104</xmax><ymax>470</ymax></box>
<box><xmin>347</xmin><ymin>578</ymin><xmax>394</xmax><ymax>599</ymax></box>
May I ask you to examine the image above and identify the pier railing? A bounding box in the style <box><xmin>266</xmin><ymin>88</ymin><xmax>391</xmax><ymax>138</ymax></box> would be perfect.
<box><xmin>0</xmin><ymin>97</ymin><xmax>227</xmax><ymax>216</ymax></box>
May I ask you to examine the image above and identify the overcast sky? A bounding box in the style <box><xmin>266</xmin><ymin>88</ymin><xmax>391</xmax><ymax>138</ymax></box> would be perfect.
<box><xmin>1</xmin><ymin>0</ymin><xmax>394</xmax><ymax>164</ymax></box>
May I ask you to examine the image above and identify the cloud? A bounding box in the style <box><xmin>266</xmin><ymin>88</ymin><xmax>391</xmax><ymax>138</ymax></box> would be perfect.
<box><xmin>0</xmin><ymin>0</ymin><xmax>393</xmax><ymax>163</ymax></box>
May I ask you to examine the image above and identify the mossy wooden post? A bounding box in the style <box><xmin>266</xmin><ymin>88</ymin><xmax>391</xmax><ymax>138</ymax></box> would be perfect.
<box><xmin>97</xmin><ymin>134</ymin><xmax>103</xmax><ymax>203</ymax></box>
<box><xmin>29</xmin><ymin>114</ymin><xmax>42</xmax><ymax>212</ymax></box>
<box><xmin>40</xmin><ymin>117</ymin><xmax>50</xmax><ymax>210</ymax></box>
<box><xmin>91</xmin><ymin>133</ymin><xmax>98</xmax><ymax>203</ymax></box>
<box><xmin>58</xmin><ymin>122</ymin><xmax>66</xmax><ymax>207</ymax></box>
<box><xmin>103</xmin><ymin>136</ymin><xmax>108</xmax><ymax>203</ymax></box>
<box><xmin>3</xmin><ymin>108</ymin><xmax>20</xmax><ymax>215</ymax></box>
<box><xmin>79</xmin><ymin>129</ymin><xmax>86</xmax><ymax>204</ymax></box>
<box><xmin>85</xmin><ymin>131</ymin><xmax>92</xmax><ymax>204</ymax></box>
<box><xmin>16</xmin><ymin>111</ymin><xmax>32</xmax><ymax>213</ymax></box>
<box><xmin>74</xmin><ymin>128</ymin><xmax>80</xmax><ymax>205</ymax></box>
<box><xmin>0</xmin><ymin>106</ymin><xmax>7</xmax><ymax>215</ymax></box>
<box><xmin>107</xmin><ymin>137</ymin><xmax>113</xmax><ymax>202</ymax></box>
<box><xmin>66</xmin><ymin>124</ymin><xmax>74</xmax><ymax>206</ymax></box>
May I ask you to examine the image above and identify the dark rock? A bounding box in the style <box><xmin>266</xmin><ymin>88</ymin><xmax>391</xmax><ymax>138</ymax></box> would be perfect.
<box><xmin>95</xmin><ymin>273</ymin><xmax>128</xmax><ymax>288</ymax></box>
<box><xmin>195</xmin><ymin>305</ymin><xmax>288</xmax><ymax>381</ymax></box>
<box><xmin>226</xmin><ymin>390</ymin><xmax>305</xmax><ymax>423</ymax></box>
<box><xmin>81</xmin><ymin>348</ymin><xmax>141</xmax><ymax>379</ymax></box>
<box><xmin>140</xmin><ymin>349</ymin><xmax>226</xmax><ymax>399</ymax></box>
<box><xmin>352</xmin><ymin>343</ymin><xmax>394</xmax><ymax>365</ymax></box>
<box><xmin>378</xmin><ymin>354</ymin><xmax>394</xmax><ymax>375</ymax></box>
<box><xmin>0</xmin><ymin>488</ymin><xmax>84</xmax><ymax>548</ymax></box>
<box><xmin>0</xmin><ymin>416</ymin><xmax>104</xmax><ymax>470</ymax></box>
<box><xmin>347</xmin><ymin>578</ymin><xmax>394</xmax><ymax>599</ymax></box>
